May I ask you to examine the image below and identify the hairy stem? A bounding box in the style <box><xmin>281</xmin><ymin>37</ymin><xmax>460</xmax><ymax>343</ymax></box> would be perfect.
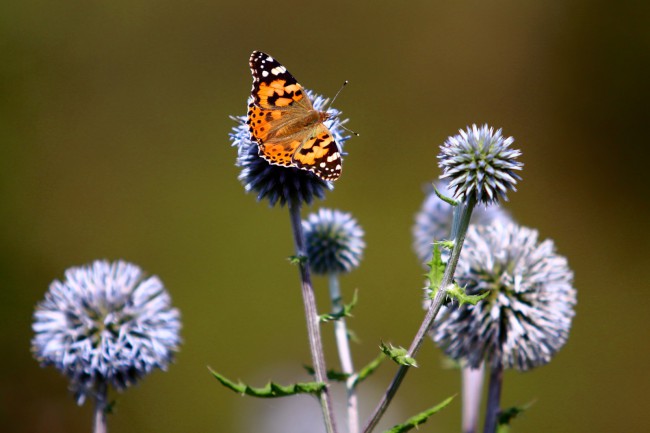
<box><xmin>483</xmin><ymin>364</ymin><xmax>504</xmax><ymax>433</ymax></box>
<box><xmin>329</xmin><ymin>273</ymin><xmax>359</xmax><ymax>433</ymax></box>
<box><xmin>362</xmin><ymin>195</ymin><xmax>476</xmax><ymax>433</ymax></box>
<box><xmin>93</xmin><ymin>383</ymin><xmax>108</xmax><ymax>433</ymax></box>
<box><xmin>288</xmin><ymin>200</ymin><xmax>337</xmax><ymax>433</ymax></box>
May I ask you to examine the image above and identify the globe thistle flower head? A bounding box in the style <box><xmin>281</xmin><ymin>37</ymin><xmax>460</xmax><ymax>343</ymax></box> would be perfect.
<box><xmin>302</xmin><ymin>208</ymin><xmax>365</xmax><ymax>275</ymax></box>
<box><xmin>412</xmin><ymin>180</ymin><xmax>513</xmax><ymax>265</ymax></box>
<box><xmin>231</xmin><ymin>91</ymin><xmax>350</xmax><ymax>207</ymax></box>
<box><xmin>438</xmin><ymin>124</ymin><xmax>523</xmax><ymax>205</ymax></box>
<box><xmin>32</xmin><ymin>260</ymin><xmax>182</xmax><ymax>404</ymax></box>
<box><xmin>430</xmin><ymin>222</ymin><xmax>576</xmax><ymax>371</ymax></box>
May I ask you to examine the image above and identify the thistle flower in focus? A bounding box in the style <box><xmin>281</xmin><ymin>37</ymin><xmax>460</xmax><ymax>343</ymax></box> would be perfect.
<box><xmin>303</xmin><ymin>208</ymin><xmax>365</xmax><ymax>275</ymax></box>
<box><xmin>430</xmin><ymin>222</ymin><xmax>576</xmax><ymax>371</ymax></box>
<box><xmin>438</xmin><ymin>124</ymin><xmax>523</xmax><ymax>205</ymax></box>
<box><xmin>230</xmin><ymin>92</ymin><xmax>350</xmax><ymax>207</ymax></box>
<box><xmin>32</xmin><ymin>260</ymin><xmax>181</xmax><ymax>404</ymax></box>
<box><xmin>412</xmin><ymin>180</ymin><xmax>513</xmax><ymax>264</ymax></box>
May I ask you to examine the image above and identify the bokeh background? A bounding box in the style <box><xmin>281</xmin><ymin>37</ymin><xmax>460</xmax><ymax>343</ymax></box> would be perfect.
<box><xmin>2</xmin><ymin>1</ymin><xmax>649</xmax><ymax>432</ymax></box>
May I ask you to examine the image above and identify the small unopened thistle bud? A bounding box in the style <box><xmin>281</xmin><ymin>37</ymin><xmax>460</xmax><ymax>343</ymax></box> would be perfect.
<box><xmin>31</xmin><ymin>260</ymin><xmax>182</xmax><ymax>404</ymax></box>
<box><xmin>412</xmin><ymin>180</ymin><xmax>513</xmax><ymax>264</ymax></box>
<box><xmin>230</xmin><ymin>92</ymin><xmax>350</xmax><ymax>207</ymax></box>
<box><xmin>431</xmin><ymin>222</ymin><xmax>576</xmax><ymax>371</ymax></box>
<box><xmin>438</xmin><ymin>124</ymin><xmax>523</xmax><ymax>205</ymax></box>
<box><xmin>302</xmin><ymin>208</ymin><xmax>365</xmax><ymax>275</ymax></box>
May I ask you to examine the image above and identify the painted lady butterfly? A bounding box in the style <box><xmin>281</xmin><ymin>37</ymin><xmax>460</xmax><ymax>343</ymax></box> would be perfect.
<box><xmin>247</xmin><ymin>51</ymin><xmax>343</xmax><ymax>181</ymax></box>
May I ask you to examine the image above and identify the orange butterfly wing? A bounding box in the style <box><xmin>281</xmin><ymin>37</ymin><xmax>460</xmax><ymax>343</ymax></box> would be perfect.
<box><xmin>247</xmin><ymin>51</ymin><xmax>342</xmax><ymax>180</ymax></box>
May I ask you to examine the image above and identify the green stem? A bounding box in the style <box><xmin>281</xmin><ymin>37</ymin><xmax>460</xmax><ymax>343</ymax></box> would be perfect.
<box><xmin>288</xmin><ymin>200</ymin><xmax>337</xmax><ymax>433</ymax></box>
<box><xmin>362</xmin><ymin>195</ymin><xmax>477</xmax><ymax>433</ymax></box>
<box><xmin>329</xmin><ymin>273</ymin><xmax>359</xmax><ymax>433</ymax></box>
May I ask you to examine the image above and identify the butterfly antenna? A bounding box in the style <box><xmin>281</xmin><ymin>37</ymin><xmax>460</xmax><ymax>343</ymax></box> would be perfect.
<box><xmin>329</xmin><ymin>80</ymin><xmax>349</xmax><ymax>108</ymax></box>
<box><xmin>328</xmin><ymin>81</ymin><xmax>360</xmax><ymax>137</ymax></box>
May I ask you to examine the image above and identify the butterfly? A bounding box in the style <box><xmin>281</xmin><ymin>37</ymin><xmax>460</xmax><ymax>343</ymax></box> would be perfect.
<box><xmin>246</xmin><ymin>51</ymin><xmax>342</xmax><ymax>181</ymax></box>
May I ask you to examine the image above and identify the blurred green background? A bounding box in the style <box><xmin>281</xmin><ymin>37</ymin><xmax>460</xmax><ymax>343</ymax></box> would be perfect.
<box><xmin>2</xmin><ymin>1</ymin><xmax>649</xmax><ymax>432</ymax></box>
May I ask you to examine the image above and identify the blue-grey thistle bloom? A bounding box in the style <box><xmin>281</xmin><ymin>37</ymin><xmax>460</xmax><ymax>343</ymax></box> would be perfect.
<box><xmin>412</xmin><ymin>180</ymin><xmax>513</xmax><ymax>264</ymax></box>
<box><xmin>302</xmin><ymin>208</ymin><xmax>365</xmax><ymax>274</ymax></box>
<box><xmin>438</xmin><ymin>124</ymin><xmax>523</xmax><ymax>205</ymax></box>
<box><xmin>230</xmin><ymin>92</ymin><xmax>350</xmax><ymax>207</ymax></box>
<box><xmin>32</xmin><ymin>260</ymin><xmax>181</xmax><ymax>404</ymax></box>
<box><xmin>430</xmin><ymin>222</ymin><xmax>576</xmax><ymax>371</ymax></box>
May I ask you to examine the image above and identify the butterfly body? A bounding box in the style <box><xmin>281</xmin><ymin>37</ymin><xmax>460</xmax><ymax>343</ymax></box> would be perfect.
<box><xmin>247</xmin><ymin>51</ymin><xmax>342</xmax><ymax>181</ymax></box>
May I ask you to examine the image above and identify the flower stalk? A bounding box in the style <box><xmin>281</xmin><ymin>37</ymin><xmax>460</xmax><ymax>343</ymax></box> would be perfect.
<box><xmin>462</xmin><ymin>364</ymin><xmax>485</xmax><ymax>433</ymax></box>
<box><xmin>362</xmin><ymin>195</ymin><xmax>477</xmax><ymax>433</ymax></box>
<box><xmin>93</xmin><ymin>383</ymin><xmax>108</xmax><ymax>433</ymax></box>
<box><xmin>288</xmin><ymin>200</ymin><xmax>337</xmax><ymax>433</ymax></box>
<box><xmin>483</xmin><ymin>364</ymin><xmax>504</xmax><ymax>433</ymax></box>
<box><xmin>328</xmin><ymin>273</ymin><xmax>359</xmax><ymax>433</ymax></box>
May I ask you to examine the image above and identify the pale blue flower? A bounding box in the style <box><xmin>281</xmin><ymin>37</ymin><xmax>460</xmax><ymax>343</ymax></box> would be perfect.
<box><xmin>438</xmin><ymin>124</ymin><xmax>523</xmax><ymax>205</ymax></box>
<box><xmin>32</xmin><ymin>260</ymin><xmax>181</xmax><ymax>404</ymax></box>
<box><xmin>412</xmin><ymin>180</ymin><xmax>513</xmax><ymax>264</ymax></box>
<box><xmin>303</xmin><ymin>208</ymin><xmax>365</xmax><ymax>274</ymax></box>
<box><xmin>431</xmin><ymin>222</ymin><xmax>576</xmax><ymax>371</ymax></box>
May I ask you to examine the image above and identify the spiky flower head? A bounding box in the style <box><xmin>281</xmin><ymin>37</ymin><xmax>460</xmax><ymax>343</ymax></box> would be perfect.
<box><xmin>430</xmin><ymin>222</ymin><xmax>576</xmax><ymax>371</ymax></box>
<box><xmin>412</xmin><ymin>180</ymin><xmax>513</xmax><ymax>264</ymax></box>
<box><xmin>32</xmin><ymin>260</ymin><xmax>182</xmax><ymax>404</ymax></box>
<box><xmin>302</xmin><ymin>208</ymin><xmax>365</xmax><ymax>275</ymax></box>
<box><xmin>230</xmin><ymin>92</ymin><xmax>350</xmax><ymax>207</ymax></box>
<box><xmin>438</xmin><ymin>124</ymin><xmax>523</xmax><ymax>205</ymax></box>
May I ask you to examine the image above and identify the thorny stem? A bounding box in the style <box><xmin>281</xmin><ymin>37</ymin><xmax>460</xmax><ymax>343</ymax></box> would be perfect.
<box><xmin>288</xmin><ymin>200</ymin><xmax>338</xmax><ymax>433</ymax></box>
<box><xmin>483</xmin><ymin>364</ymin><xmax>504</xmax><ymax>433</ymax></box>
<box><xmin>93</xmin><ymin>383</ymin><xmax>108</xmax><ymax>433</ymax></box>
<box><xmin>329</xmin><ymin>274</ymin><xmax>359</xmax><ymax>433</ymax></box>
<box><xmin>462</xmin><ymin>364</ymin><xmax>485</xmax><ymax>433</ymax></box>
<box><xmin>362</xmin><ymin>195</ymin><xmax>477</xmax><ymax>433</ymax></box>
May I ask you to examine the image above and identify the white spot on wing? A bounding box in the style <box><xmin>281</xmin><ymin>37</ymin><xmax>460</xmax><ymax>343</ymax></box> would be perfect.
<box><xmin>271</xmin><ymin>66</ymin><xmax>287</xmax><ymax>75</ymax></box>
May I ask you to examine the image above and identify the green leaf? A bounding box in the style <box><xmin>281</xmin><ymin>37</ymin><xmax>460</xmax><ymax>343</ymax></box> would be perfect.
<box><xmin>379</xmin><ymin>341</ymin><xmax>417</xmax><ymax>367</ymax></box>
<box><xmin>432</xmin><ymin>183</ymin><xmax>458</xmax><ymax>206</ymax></box>
<box><xmin>347</xmin><ymin>328</ymin><xmax>361</xmax><ymax>344</ymax></box>
<box><xmin>288</xmin><ymin>255</ymin><xmax>308</xmax><ymax>266</ymax></box>
<box><xmin>105</xmin><ymin>400</ymin><xmax>117</xmax><ymax>415</ymax></box>
<box><xmin>425</xmin><ymin>243</ymin><xmax>446</xmax><ymax>297</ymax></box>
<box><xmin>209</xmin><ymin>368</ymin><xmax>325</xmax><ymax>398</ymax></box>
<box><xmin>446</xmin><ymin>283</ymin><xmax>490</xmax><ymax>306</ymax></box>
<box><xmin>438</xmin><ymin>240</ymin><xmax>454</xmax><ymax>250</ymax></box>
<box><xmin>497</xmin><ymin>401</ymin><xmax>535</xmax><ymax>432</ymax></box>
<box><xmin>303</xmin><ymin>365</ymin><xmax>351</xmax><ymax>382</ymax></box>
<box><xmin>352</xmin><ymin>354</ymin><xmax>386</xmax><ymax>388</ymax></box>
<box><xmin>320</xmin><ymin>289</ymin><xmax>359</xmax><ymax>322</ymax></box>
<box><xmin>383</xmin><ymin>395</ymin><xmax>456</xmax><ymax>433</ymax></box>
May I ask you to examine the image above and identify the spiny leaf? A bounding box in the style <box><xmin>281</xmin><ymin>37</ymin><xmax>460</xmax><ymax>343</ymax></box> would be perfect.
<box><xmin>497</xmin><ymin>400</ymin><xmax>535</xmax><ymax>432</ymax></box>
<box><xmin>379</xmin><ymin>341</ymin><xmax>417</xmax><ymax>367</ymax></box>
<box><xmin>446</xmin><ymin>283</ymin><xmax>490</xmax><ymax>306</ymax></box>
<box><xmin>432</xmin><ymin>183</ymin><xmax>458</xmax><ymax>206</ymax></box>
<box><xmin>303</xmin><ymin>365</ymin><xmax>351</xmax><ymax>382</ymax></box>
<box><xmin>425</xmin><ymin>243</ymin><xmax>446</xmax><ymax>297</ymax></box>
<box><xmin>352</xmin><ymin>354</ymin><xmax>386</xmax><ymax>388</ymax></box>
<box><xmin>383</xmin><ymin>395</ymin><xmax>456</xmax><ymax>433</ymax></box>
<box><xmin>347</xmin><ymin>328</ymin><xmax>361</xmax><ymax>344</ymax></box>
<box><xmin>438</xmin><ymin>240</ymin><xmax>454</xmax><ymax>250</ymax></box>
<box><xmin>320</xmin><ymin>289</ymin><xmax>359</xmax><ymax>322</ymax></box>
<box><xmin>288</xmin><ymin>255</ymin><xmax>308</xmax><ymax>266</ymax></box>
<box><xmin>209</xmin><ymin>368</ymin><xmax>325</xmax><ymax>398</ymax></box>
<box><xmin>105</xmin><ymin>400</ymin><xmax>117</xmax><ymax>415</ymax></box>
